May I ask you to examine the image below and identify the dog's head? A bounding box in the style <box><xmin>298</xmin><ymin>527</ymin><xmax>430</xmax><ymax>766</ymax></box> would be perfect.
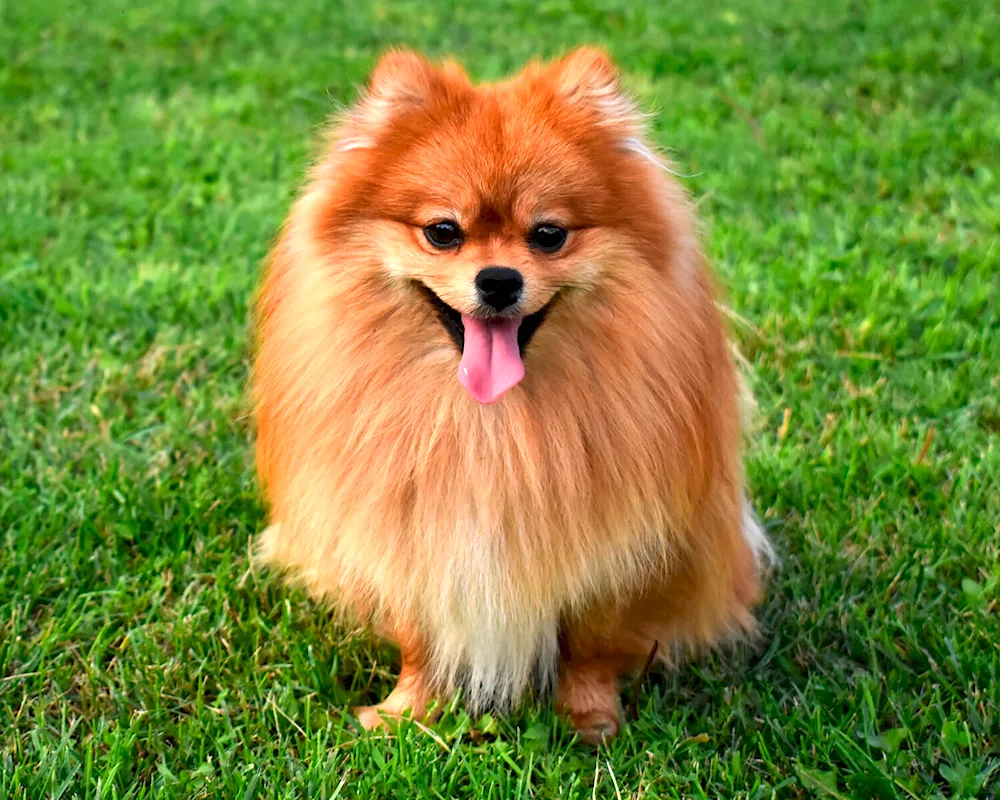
<box><xmin>317</xmin><ymin>48</ymin><xmax>692</xmax><ymax>403</ymax></box>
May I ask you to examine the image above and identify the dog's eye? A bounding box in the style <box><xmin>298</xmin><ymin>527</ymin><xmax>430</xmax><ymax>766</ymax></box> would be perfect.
<box><xmin>424</xmin><ymin>221</ymin><xmax>463</xmax><ymax>249</ymax></box>
<box><xmin>527</xmin><ymin>224</ymin><xmax>568</xmax><ymax>253</ymax></box>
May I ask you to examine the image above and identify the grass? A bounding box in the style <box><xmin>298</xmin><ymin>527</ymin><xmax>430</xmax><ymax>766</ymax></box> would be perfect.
<box><xmin>1</xmin><ymin>0</ymin><xmax>998</xmax><ymax>796</ymax></box>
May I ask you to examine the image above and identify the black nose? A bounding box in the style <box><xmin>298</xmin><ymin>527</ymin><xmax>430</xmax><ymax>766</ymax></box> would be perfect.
<box><xmin>475</xmin><ymin>266</ymin><xmax>523</xmax><ymax>312</ymax></box>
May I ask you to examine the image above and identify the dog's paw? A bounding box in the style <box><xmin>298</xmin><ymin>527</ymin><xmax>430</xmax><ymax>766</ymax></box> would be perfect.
<box><xmin>569</xmin><ymin>709</ymin><xmax>620</xmax><ymax>745</ymax></box>
<box><xmin>353</xmin><ymin>705</ymin><xmax>391</xmax><ymax>731</ymax></box>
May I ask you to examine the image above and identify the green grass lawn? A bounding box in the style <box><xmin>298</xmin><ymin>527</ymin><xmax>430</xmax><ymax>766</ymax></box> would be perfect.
<box><xmin>2</xmin><ymin>0</ymin><xmax>998</xmax><ymax>796</ymax></box>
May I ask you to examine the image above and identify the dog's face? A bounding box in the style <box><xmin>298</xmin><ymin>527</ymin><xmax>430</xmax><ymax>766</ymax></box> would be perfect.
<box><xmin>324</xmin><ymin>49</ymin><xmax>681</xmax><ymax>403</ymax></box>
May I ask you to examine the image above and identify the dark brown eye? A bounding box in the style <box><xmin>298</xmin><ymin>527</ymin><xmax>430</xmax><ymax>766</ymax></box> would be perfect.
<box><xmin>527</xmin><ymin>224</ymin><xmax>568</xmax><ymax>253</ymax></box>
<box><xmin>424</xmin><ymin>221</ymin><xmax>463</xmax><ymax>249</ymax></box>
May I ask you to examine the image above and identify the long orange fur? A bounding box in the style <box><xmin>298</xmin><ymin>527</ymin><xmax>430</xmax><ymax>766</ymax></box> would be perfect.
<box><xmin>252</xmin><ymin>47</ymin><xmax>771</xmax><ymax>742</ymax></box>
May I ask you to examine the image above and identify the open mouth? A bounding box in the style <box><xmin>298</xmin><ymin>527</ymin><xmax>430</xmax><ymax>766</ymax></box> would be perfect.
<box><xmin>416</xmin><ymin>282</ymin><xmax>556</xmax><ymax>404</ymax></box>
<box><xmin>416</xmin><ymin>283</ymin><xmax>553</xmax><ymax>357</ymax></box>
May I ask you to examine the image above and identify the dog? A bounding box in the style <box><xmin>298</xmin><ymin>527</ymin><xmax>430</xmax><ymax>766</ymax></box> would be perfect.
<box><xmin>252</xmin><ymin>47</ymin><xmax>772</xmax><ymax>743</ymax></box>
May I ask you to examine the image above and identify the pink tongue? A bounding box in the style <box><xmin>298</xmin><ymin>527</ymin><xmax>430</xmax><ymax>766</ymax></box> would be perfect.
<box><xmin>458</xmin><ymin>315</ymin><xmax>524</xmax><ymax>404</ymax></box>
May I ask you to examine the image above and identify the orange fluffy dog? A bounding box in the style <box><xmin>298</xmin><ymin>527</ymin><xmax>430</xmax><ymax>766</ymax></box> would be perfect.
<box><xmin>253</xmin><ymin>47</ymin><xmax>772</xmax><ymax>743</ymax></box>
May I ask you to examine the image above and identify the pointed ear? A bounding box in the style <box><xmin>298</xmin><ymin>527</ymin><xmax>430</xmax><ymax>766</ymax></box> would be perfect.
<box><xmin>554</xmin><ymin>47</ymin><xmax>637</xmax><ymax>127</ymax></box>
<box><xmin>336</xmin><ymin>50</ymin><xmax>466</xmax><ymax>151</ymax></box>
<box><xmin>367</xmin><ymin>49</ymin><xmax>441</xmax><ymax>106</ymax></box>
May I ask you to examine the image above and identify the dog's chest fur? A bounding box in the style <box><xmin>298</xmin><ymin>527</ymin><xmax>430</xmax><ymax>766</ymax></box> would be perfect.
<box><xmin>420</xmin><ymin>517</ymin><xmax>561</xmax><ymax>714</ymax></box>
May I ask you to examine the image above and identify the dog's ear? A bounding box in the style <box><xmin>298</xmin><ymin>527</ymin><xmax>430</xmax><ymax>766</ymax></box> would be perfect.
<box><xmin>367</xmin><ymin>50</ymin><xmax>441</xmax><ymax>107</ymax></box>
<box><xmin>337</xmin><ymin>50</ymin><xmax>468</xmax><ymax>150</ymax></box>
<box><xmin>554</xmin><ymin>47</ymin><xmax>637</xmax><ymax>127</ymax></box>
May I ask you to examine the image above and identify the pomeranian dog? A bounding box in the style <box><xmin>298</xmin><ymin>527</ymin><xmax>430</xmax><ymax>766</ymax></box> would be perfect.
<box><xmin>252</xmin><ymin>47</ymin><xmax>772</xmax><ymax>743</ymax></box>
